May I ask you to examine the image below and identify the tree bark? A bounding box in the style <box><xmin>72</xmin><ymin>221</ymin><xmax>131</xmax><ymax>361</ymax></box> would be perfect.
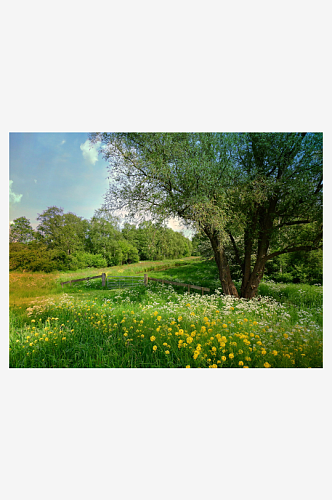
<box><xmin>204</xmin><ymin>227</ymin><xmax>239</xmax><ymax>297</ymax></box>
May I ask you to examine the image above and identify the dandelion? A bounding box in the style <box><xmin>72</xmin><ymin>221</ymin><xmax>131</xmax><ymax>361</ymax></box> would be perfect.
<box><xmin>222</xmin><ymin>324</ymin><xmax>227</xmax><ymax>328</ymax></box>
<box><xmin>153</xmin><ymin>345</ymin><xmax>157</xmax><ymax>351</ymax></box>
<box><xmin>229</xmin><ymin>353</ymin><xmax>234</xmax><ymax>359</ymax></box>
<box><xmin>150</xmin><ymin>336</ymin><xmax>156</xmax><ymax>342</ymax></box>
<box><xmin>239</xmin><ymin>361</ymin><xmax>244</xmax><ymax>366</ymax></box>
<box><xmin>186</xmin><ymin>365</ymin><xmax>190</xmax><ymax>368</ymax></box>
<box><xmin>264</xmin><ymin>362</ymin><xmax>271</xmax><ymax>368</ymax></box>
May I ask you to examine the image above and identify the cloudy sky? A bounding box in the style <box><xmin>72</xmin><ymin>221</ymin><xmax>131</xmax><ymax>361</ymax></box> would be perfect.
<box><xmin>9</xmin><ymin>132</ymin><xmax>188</xmax><ymax>235</ymax></box>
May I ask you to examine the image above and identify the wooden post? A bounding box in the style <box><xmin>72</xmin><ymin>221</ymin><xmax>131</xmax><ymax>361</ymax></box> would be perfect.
<box><xmin>144</xmin><ymin>274</ymin><xmax>148</xmax><ymax>286</ymax></box>
<box><xmin>102</xmin><ymin>273</ymin><xmax>106</xmax><ymax>287</ymax></box>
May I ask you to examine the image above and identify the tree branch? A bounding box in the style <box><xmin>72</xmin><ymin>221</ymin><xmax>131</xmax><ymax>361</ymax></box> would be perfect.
<box><xmin>266</xmin><ymin>243</ymin><xmax>322</xmax><ymax>261</ymax></box>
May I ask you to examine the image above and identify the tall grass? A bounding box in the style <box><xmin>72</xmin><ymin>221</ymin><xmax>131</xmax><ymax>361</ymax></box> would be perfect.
<box><xmin>9</xmin><ymin>258</ymin><xmax>323</xmax><ymax>368</ymax></box>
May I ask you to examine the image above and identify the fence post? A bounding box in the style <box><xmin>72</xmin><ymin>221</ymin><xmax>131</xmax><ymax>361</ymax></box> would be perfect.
<box><xmin>102</xmin><ymin>273</ymin><xmax>106</xmax><ymax>287</ymax></box>
<box><xmin>188</xmin><ymin>285</ymin><xmax>190</xmax><ymax>293</ymax></box>
<box><xmin>201</xmin><ymin>287</ymin><xmax>204</xmax><ymax>296</ymax></box>
<box><xmin>144</xmin><ymin>274</ymin><xmax>148</xmax><ymax>286</ymax></box>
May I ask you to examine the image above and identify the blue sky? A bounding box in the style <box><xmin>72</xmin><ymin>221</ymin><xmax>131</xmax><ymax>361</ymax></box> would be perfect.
<box><xmin>8</xmin><ymin>132</ymin><xmax>189</xmax><ymax>235</ymax></box>
<box><xmin>9</xmin><ymin>132</ymin><xmax>109</xmax><ymax>228</ymax></box>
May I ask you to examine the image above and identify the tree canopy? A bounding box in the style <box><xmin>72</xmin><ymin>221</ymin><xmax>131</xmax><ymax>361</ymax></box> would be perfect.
<box><xmin>89</xmin><ymin>132</ymin><xmax>323</xmax><ymax>298</ymax></box>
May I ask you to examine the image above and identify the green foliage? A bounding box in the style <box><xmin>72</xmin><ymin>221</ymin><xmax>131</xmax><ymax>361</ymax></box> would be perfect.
<box><xmin>9</xmin><ymin>242</ymin><xmax>69</xmax><ymax>272</ymax></box>
<box><xmin>67</xmin><ymin>252</ymin><xmax>107</xmax><ymax>270</ymax></box>
<box><xmin>36</xmin><ymin>206</ymin><xmax>88</xmax><ymax>255</ymax></box>
<box><xmin>90</xmin><ymin>132</ymin><xmax>322</xmax><ymax>298</ymax></box>
<box><xmin>122</xmin><ymin>221</ymin><xmax>192</xmax><ymax>261</ymax></box>
<box><xmin>10</xmin><ymin>216</ymin><xmax>35</xmax><ymax>243</ymax></box>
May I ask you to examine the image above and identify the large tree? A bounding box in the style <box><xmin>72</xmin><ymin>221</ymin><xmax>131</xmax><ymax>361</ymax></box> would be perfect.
<box><xmin>89</xmin><ymin>132</ymin><xmax>322</xmax><ymax>298</ymax></box>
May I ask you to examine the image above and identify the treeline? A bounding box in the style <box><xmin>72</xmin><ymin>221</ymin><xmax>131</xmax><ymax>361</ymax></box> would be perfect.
<box><xmin>191</xmin><ymin>233</ymin><xmax>322</xmax><ymax>285</ymax></box>
<box><xmin>9</xmin><ymin>207</ymin><xmax>192</xmax><ymax>272</ymax></box>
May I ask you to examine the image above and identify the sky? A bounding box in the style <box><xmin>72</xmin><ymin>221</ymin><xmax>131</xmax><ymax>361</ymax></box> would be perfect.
<box><xmin>8</xmin><ymin>132</ymin><xmax>189</xmax><ymax>235</ymax></box>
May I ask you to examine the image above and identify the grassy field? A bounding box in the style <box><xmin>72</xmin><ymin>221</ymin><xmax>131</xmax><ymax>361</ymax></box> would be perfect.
<box><xmin>9</xmin><ymin>258</ymin><xmax>323</xmax><ymax>368</ymax></box>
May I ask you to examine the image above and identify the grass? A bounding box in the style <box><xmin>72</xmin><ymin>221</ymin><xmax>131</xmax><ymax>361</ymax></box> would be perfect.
<box><xmin>9</xmin><ymin>258</ymin><xmax>323</xmax><ymax>368</ymax></box>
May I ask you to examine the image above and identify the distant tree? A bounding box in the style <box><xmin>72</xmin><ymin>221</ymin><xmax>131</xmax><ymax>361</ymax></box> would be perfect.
<box><xmin>36</xmin><ymin>206</ymin><xmax>88</xmax><ymax>254</ymax></box>
<box><xmin>9</xmin><ymin>216</ymin><xmax>35</xmax><ymax>243</ymax></box>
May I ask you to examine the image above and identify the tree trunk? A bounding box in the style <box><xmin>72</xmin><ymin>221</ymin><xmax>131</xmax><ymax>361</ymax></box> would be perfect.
<box><xmin>241</xmin><ymin>259</ymin><xmax>266</xmax><ymax>299</ymax></box>
<box><xmin>240</xmin><ymin>205</ymin><xmax>274</xmax><ymax>299</ymax></box>
<box><xmin>205</xmin><ymin>227</ymin><xmax>239</xmax><ymax>297</ymax></box>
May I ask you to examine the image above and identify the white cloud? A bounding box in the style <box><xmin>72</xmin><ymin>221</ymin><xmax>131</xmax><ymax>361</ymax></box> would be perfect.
<box><xmin>60</xmin><ymin>140</ymin><xmax>66</xmax><ymax>145</ymax></box>
<box><xmin>9</xmin><ymin>180</ymin><xmax>23</xmax><ymax>204</ymax></box>
<box><xmin>80</xmin><ymin>139</ymin><xmax>100</xmax><ymax>165</ymax></box>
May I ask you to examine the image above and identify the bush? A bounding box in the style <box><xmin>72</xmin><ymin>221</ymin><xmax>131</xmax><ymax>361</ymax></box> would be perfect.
<box><xmin>68</xmin><ymin>252</ymin><xmax>107</xmax><ymax>270</ymax></box>
<box><xmin>272</xmin><ymin>272</ymin><xmax>294</xmax><ymax>284</ymax></box>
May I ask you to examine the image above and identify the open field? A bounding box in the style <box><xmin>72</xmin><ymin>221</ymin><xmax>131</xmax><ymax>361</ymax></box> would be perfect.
<box><xmin>9</xmin><ymin>258</ymin><xmax>323</xmax><ymax>368</ymax></box>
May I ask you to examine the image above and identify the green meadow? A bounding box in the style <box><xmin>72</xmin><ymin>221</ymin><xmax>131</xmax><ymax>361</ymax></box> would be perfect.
<box><xmin>9</xmin><ymin>258</ymin><xmax>323</xmax><ymax>368</ymax></box>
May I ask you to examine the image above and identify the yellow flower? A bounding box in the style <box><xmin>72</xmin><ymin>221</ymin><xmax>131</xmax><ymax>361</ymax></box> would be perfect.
<box><xmin>211</xmin><ymin>347</ymin><xmax>217</xmax><ymax>352</ymax></box>
<box><xmin>264</xmin><ymin>362</ymin><xmax>271</xmax><ymax>368</ymax></box>
<box><xmin>229</xmin><ymin>353</ymin><xmax>234</xmax><ymax>359</ymax></box>
<box><xmin>178</xmin><ymin>316</ymin><xmax>183</xmax><ymax>322</ymax></box>
<box><xmin>186</xmin><ymin>365</ymin><xmax>190</xmax><ymax>368</ymax></box>
<box><xmin>157</xmin><ymin>316</ymin><xmax>161</xmax><ymax>321</ymax></box>
<box><xmin>203</xmin><ymin>317</ymin><xmax>209</xmax><ymax>322</ymax></box>
<box><xmin>261</xmin><ymin>350</ymin><xmax>267</xmax><ymax>355</ymax></box>
<box><xmin>283</xmin><ymin>334</ymin><xmax>289</xmax><ymax>339</ymax></box>
<box><xmin>238</xmin><ymin>361</ymin><xmax>244</xmax><ymax>366</ymax></box>
<box><xmin>153</xmin><ymin>345</ymin><xmax>157</xmax><ymax>351</ymax></box>
<box><xmin>222</xmin><ymin>324</ymin><xmax>227</xmax><ymax>328</ymax></box>
<box><xmin>243</xmin><ymin>366</ymin><xmax>249</xmax><ymax>368</ymax></box>
<box><xmin>165</xmin><ymin>350</ymin><xmax>170</xmax><ymax>355</ymax></box>
<box><xmin>150</xmin><ymin>336</ymin><xmax>156</xmax><ymax>342</ymax></box>
<box><xmin>45</xmin><ymin>338</ymin><xmax>49</xmax><ymax>341</ymax></box>
<box><xmin>221</xmin><ymin>356</ymin><xmax>226</xmax><ymax>362</ymax></box>
<box><xmin>272</xmin><ymin>350</ymin><xmax>278</xmax><ymax>356</ymax></box>
<box><xmin>201</xmin><ymin>326</ymin><xmax>206</xmax><ymax>333</ymax></box>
